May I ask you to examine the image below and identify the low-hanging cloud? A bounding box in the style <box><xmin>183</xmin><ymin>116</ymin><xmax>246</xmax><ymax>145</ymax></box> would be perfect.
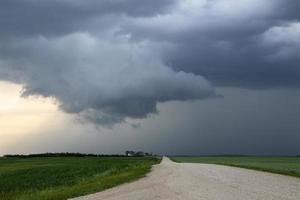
<box><xmin>0</xmin><ymin>33</ymin><xmax>214</xmax><ymax>125</ymax></box>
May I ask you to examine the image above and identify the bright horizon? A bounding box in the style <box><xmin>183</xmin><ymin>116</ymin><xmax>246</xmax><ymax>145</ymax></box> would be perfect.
<box><xmin>1</xmin><ymin>79</ymin><xmax>299</xmax><ymax>156</ymax></box>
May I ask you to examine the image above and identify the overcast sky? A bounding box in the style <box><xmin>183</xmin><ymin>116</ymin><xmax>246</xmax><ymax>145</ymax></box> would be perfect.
<box><xmin>0</xmin><ymin>0</ymin><xmax>300</xmax><ymax>155</ymax></box>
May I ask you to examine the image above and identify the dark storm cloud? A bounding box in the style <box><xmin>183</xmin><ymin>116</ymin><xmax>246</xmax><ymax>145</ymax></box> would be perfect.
<box><xmin>0</xmin><ymin>0</ymin><xmax>175</xmax><ymax>37</ymax></box>
<box><xmin>121</xmin><ymin>0</ymin><xmax>300</xmax><ymax>88</ymax></box>
<box><xmin>0</xmin><ymin>0</ymin><xmax>300</xmax><ymax>125</ymax></box>
<box><xmin>0</xmin><ymin>33</ymin><xmax>214</xmax><ymax>125</ymax></box>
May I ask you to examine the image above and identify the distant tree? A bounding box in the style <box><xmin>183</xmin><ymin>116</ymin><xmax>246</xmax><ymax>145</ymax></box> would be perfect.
<box><xmin>3</xmin><ymin>152</ymin><xmax>127</xmax><ymax>158</ymax></box>
<box><xmin>136</xmin><ymin>151</ymin><xmax>144</xmax><ymax>157</ymax></box>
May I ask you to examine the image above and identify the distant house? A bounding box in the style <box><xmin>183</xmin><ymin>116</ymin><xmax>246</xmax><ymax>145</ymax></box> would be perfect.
<box><xmin>125</xmin><ymin>151</ymin><xmax>135</xmax><ymax>156</ymax></box>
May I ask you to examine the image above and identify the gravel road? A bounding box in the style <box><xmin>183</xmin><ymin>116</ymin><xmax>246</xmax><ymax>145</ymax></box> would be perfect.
<box><xmin>71</xmin><ymin>157</ymin><xmax>300</xmax><ymax>200</ymax></box>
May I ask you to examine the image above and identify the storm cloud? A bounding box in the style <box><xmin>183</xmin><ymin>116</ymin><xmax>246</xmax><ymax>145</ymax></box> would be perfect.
<box><xmin>0</xmin><ymin>0</ymin><xmax>300</xmax><ymax>125</ymax></box>
<box><xmin>122</xmin><ymin>0</ymin><xmax>300</xmax><ymax>88</ymax></box>
<box><xmin>0</xmin><ymin>0</ymin><xmax>176</xmax><ymax>37</ymax></box>
<box><xmin>0</xmin><ymin>33</ymin><xmax>214</xmax><ymax>125</ymax></box>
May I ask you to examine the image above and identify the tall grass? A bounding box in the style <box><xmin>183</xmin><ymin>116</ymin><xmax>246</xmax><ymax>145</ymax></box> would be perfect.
<box><xmin>0</xmin><ymin>157</ymin><xmax>159</xmax><ymax>200</ymax></box>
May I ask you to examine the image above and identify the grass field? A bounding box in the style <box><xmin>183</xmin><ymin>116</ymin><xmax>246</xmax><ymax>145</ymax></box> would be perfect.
<box><xmin>171</xmin><ymin>156</ymin><xmax>300</xmax><ymax>177</ymax></box>
<box><xmin>0</xmin><ymin>156</ymin><xmax>160</xmax><ymax>200</ymax></box>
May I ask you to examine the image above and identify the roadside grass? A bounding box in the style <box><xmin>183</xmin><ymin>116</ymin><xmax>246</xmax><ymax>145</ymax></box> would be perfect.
<box><xmin>171</xmin><ymin>156</ymin><xmax>300</xmax><ymax>178</ymax></box>
<box><xmin>0</xmin><ymin>156</ymin><xmax>160</xmax><ymax>200</ymax></box>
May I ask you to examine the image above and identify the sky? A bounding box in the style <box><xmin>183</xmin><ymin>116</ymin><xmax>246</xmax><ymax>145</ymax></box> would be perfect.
<box><xmin>0</xmin><ymin>0</ymin><xmax>300</xmax><ymax>155</ymax></box>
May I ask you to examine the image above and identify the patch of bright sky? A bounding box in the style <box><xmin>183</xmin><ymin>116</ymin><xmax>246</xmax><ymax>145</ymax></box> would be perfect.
<box><xmin>0</xmin><ymin>81</ymin><xmax>60</xmax><ymax>153</ymax></box>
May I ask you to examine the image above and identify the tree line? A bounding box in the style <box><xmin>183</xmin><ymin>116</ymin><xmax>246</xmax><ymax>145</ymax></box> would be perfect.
<box><xmin>3</xmin><ymin>151</ymin><xmax>154</xmax><ymax>158</ymax></box>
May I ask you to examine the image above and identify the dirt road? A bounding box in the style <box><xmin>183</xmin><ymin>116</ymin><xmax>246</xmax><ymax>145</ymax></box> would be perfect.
<box><xmin>71</xmin><ymin>157</ymin><xmax>300</xmax><ymax>200</ymax></box>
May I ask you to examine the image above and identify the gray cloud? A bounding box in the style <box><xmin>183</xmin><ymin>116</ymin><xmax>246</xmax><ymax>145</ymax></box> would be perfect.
<box><xmin>121</xmin><ymin>0</ymin><xmax>300</xmax><ymax>88</ymax></box>
<box><xmin>1</xmin><ymin>0</ymin><xmax>300</xmax><ymax>125</ymax></box>
<box><xmin>0</xmin><ymin>0</ymin><xmax>175</xmax><ymax>37</ymax></box>
<box><xmin>0</xmin><ymin>33</ymin><xmax>214</xmax><ymax>125</ymax></box>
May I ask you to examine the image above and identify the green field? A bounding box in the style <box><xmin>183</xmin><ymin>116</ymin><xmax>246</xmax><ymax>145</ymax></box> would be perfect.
<box><xmin>0</xmin><ymin>156</ymin><xmax>160</xmax><ymax>200</ymax></box>
<box><xmin>171</xmin><ymin>156</ymin><xmax>300</xmax><ymax>177</ymax></box>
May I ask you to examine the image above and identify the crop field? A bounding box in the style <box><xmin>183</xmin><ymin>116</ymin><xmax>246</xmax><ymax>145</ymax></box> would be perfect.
<box><xmin>171</xmin><ymin>156</ymin><xmax>300</xmax><ymax>177</ymax></box>
<box><xmin>0</xmin><ymin>156</ymin><xmax>159</xmax><ymax>200</ymax></box>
